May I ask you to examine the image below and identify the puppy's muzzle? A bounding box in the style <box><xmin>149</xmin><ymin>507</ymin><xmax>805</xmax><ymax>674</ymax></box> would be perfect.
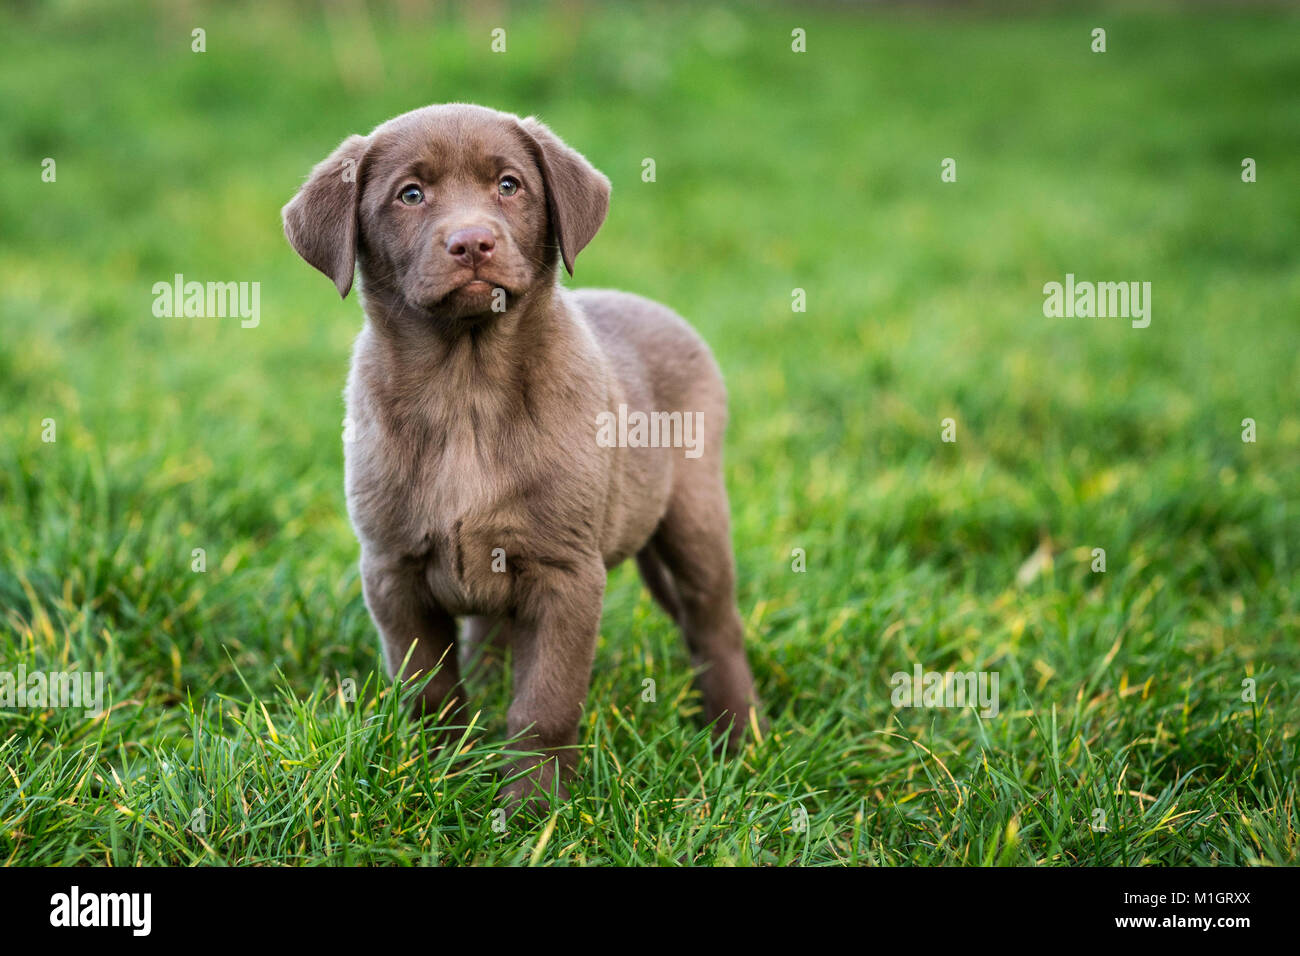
<box><xmin>445</xmin><ymin>226</ymin><xmax>496</xmax><ymax>268</ymax></box>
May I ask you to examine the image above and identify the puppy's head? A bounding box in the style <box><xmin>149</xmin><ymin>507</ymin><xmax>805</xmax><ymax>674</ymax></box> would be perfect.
<box><xmin>282</xmin><ymin>103</ymin><xmax>610</xmax><ymax>323</ymax></box>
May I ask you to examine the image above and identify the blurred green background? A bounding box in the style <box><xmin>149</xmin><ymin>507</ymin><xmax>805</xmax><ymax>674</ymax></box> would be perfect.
<box><xmin>0</xmin><ymin>1</ymin><xmax>1297</xmax><ymax>865</ymax></box>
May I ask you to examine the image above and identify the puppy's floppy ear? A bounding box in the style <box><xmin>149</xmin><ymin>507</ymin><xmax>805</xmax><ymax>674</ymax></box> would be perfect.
<box><xmin>282</xmin><ymin>134</ymin><xmax>369</xmax><ymax>298</ymax></box>
<box><xmin>519</xmin><ymin>117</ymin><xmax>610</xmax><ymax>276</ymax></box>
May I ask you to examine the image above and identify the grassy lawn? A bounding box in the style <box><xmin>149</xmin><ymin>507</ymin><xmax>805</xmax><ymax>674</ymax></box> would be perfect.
<box><xmin>1</xmin><ymin>1</ymin><xmax>1297</xmax><ymax>866</ymax></box>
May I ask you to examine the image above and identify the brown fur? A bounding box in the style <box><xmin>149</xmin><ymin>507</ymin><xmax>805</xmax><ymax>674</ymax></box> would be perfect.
<box><xmin>282</xmin><ymin>103</ymin><xmax>760</xmax><ymax>809</ymax></box>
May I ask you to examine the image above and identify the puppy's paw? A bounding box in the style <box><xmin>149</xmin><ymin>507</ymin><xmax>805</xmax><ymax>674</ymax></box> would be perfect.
<box><xmin>711</xmin><ymin>705</ymin><xmax>767</xmax><ymax>755</ymax></box>
<box><xmin>501</xmin><ymin>757</ymin><xmax>571</xmax><ymax>817</ymax></box>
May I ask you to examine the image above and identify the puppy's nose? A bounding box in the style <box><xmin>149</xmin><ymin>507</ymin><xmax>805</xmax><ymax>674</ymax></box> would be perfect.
<box><xmin>445</xmin><ymin>227</ymin><xmax>496</xmax><ymax>267</ymax></box>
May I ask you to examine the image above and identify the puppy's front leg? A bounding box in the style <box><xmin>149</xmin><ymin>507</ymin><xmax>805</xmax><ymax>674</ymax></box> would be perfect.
<box><xmin>361</xmin><ymin>554</ymin><xmax>465</xmax><ymax>723</ymax></box>
<box><xmin>502</xmin><ymin>559</ymin><xmax>605</xmax><ymax>811</ymax></box>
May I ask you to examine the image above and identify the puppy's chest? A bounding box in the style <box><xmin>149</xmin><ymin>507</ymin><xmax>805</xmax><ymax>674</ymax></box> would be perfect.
<box><xmin>347</xmin><ymin>412</ymin><xmax>516</xmax><ymax>611</ymax></box>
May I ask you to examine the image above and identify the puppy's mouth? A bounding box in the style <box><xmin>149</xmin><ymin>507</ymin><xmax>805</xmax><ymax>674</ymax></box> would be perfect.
<box><xmin>415</xmin><ymin>274</ymin><xmax>520</xmax><ymax>318</ymax></box>
<box><xmin>444</xmin><ymin>278</ymin><xmax>509</xmax><ymax>314</ymax></box>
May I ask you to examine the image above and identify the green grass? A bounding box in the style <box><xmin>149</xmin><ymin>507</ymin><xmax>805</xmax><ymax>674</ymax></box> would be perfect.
<box><xmin>1</xmin><ymin>0</ymin><xmax>1298</xmax><ymax>866</ymax></box>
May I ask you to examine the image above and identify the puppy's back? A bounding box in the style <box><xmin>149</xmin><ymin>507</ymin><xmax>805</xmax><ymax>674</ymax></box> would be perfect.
<box><xmin>568</xmin><ymin>289</ymin><xmax>728</xmax><ymax>441</ymax></box>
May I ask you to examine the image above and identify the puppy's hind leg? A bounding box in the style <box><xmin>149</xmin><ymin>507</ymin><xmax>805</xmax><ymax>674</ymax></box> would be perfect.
<box><xmin>460</xmin><ymin>616</ymin><xmax>512</xmax><ymax>678</ymax></box>
<box><xmin>635</xmin><ymin>542</ymin><xmax>684</xmax><ymax>627</ymax></box>
<box><xmin>650</xmin><ymin>474</ymin><xmax>761</xmax><ymax>751</ymax></box>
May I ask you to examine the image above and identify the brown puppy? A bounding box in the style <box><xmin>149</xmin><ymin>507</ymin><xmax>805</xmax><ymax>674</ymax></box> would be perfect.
<box><xmin>282</xmin><ymin>103</ymin><xmax>760</xmax><ymax>807</ymax></box>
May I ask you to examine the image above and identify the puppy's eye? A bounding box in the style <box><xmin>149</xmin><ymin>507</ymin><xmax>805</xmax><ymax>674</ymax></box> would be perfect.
<box><xmin>498</xmin><ymin>176</ymin><xmax>520</xmax><ymax>197</ymax></box>
<box><xmin>398</xmin><ymin>185</ymin><xmax>424</xmax><ymax>205</ymax></box>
